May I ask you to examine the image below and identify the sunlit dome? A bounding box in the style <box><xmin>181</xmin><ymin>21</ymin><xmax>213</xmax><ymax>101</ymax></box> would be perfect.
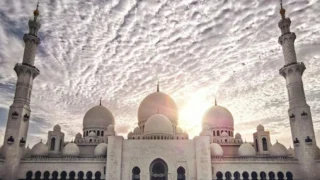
<box><xmin>94</xmin><ymin>143</ymin><xmax>108</xmax><ymax>157</ymax></box>
<box><xmin>144</xmin><ymin>114</ymin><xmax>173</xmax><ymax>135</ymax></box>
<box><xmin>257</xmin><ymin>124</ymin><xmax>264</xmax><ymax>132</ymax></box>
<box><xmin>62</xmin><ymin>142</ymin><xmax>80</xmax><ymax>157</ymax></box>
<box><xmin>31</xmin><ymin>142</ymin><xmax>48</xmax><ymax>157</ymax></box>
<box><xmin>202</xmin><ymin>105</ymin><xmax>234</xmax><ymax>129</ymax></box>
<box><xmin>83</xmin><ymin>105</ymin><xmax>115</xmax><ymax>129</ymax></box>
<box><xmin>138</xmin><ymin>91</ymin><xmax>178</xmax><ymax>126</ymax></box>
<box><xmin>235</xmin><ymin>133</ymin><xmax>242</xmax><ymax>139</ymax></box>
<box><xmin>210</xmin><ymin>143</ymin><xmax>223</xmax><ymax>157</ymax></box>
<box><xmin>269</xmin><ymin>142</ymin><xmax>288</xmax><ymax>157</ymax></box>
<box><xmin>133</xmin><ymin>127</ymin><xmax>141</xmax><ymax>134</ymax></box>
<box><xmin>75</xmin><ymin>133</ymin><xmax>82</xmax><ymax>139</ymax></box>
<box><xmin>238</xmin><ymin>143</ymin><xmax>256</xmax><ymax>157</ymax></box>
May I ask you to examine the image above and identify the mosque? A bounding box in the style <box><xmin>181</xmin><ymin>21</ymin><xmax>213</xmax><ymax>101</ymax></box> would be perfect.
<box><xmin>0</xmin><ymin>2</ymin><xmax>320</xmax><ymax>180</ymax></box>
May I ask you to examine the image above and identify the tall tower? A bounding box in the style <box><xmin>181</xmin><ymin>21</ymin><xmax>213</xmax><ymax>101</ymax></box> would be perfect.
<box><xmin>278</xmin><ymin>1</ymin><xmax>318</xmax><ymax>179</ymax></box>
<box><xmin>2</xmin><ymin>4</ymin><xmax>41</xmax><ymax>180</ymax></box>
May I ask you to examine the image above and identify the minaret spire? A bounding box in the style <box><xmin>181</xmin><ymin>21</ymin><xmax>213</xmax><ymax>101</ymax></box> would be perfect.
<box><xmin>278</xmin><ymin>1</ymin><xmax>317</xmax><ymax>179</ymax></box>
<box><xmin>157</xmin><ymin>81</ymin><xmax>160</xmax><ymax>92</ymax></box>
<box><xmin>2</xmin><ymin>3</ymin><xmax>41</xmax><ymax>180</ymax></box>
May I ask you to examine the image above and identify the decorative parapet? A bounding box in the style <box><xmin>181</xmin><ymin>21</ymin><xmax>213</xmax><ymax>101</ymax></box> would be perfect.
<box><xmin>211</xmin><ymin>156</ymin><xmax>298</xmax><ymax>163</ymax></box>
<box><xmin>22</xmin><ymin>157</ymin><xmax>106</xmax><ymax>163</ymax></box>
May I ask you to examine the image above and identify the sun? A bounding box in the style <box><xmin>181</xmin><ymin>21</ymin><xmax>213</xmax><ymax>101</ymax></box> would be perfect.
<box><xmin>178</xmin><ymin>88</ymin><xmax>213</xmax><ymax>137</ymax></box>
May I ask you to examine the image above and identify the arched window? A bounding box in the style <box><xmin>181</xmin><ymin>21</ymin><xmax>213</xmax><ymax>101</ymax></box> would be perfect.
<box><xmin>69</xmin><ymin>171</ymin><xmax>76</xmax><ymax>180</ymax></box>
<box><xmin>132</xmin><ymin>167</ymin><xmax>141</xmax><ymax>180</ymax></box>
<box><xmin>225</xmin><ymin>139</ymin><xmax>227</xmax><ymax>143</ymax></box>
<box><xmin>60</xmin><ymin>171</ymin><xmax>67</xmax><ymax>180</ymax></box>
<box><xmin>260</xmin><ymin>171</ymin><xmax>267</xmax><ymax>180</ymax></box>
<box><xmin>86</xmin><ymin>131</ymin><xmax>89</xmax><ymax>136</ymax></box>
<box><xmin>35</xmin><ymin>171</ymin><xmax>41</xmax><ymax>180</ymax></box>
<box><xmin>255</xmin><ymin>138</ymin><xmax>259</xmax><ymax>152</ymax></box>
<box><xmin>213</xmin><ymin>131</ymin><xmax>215</xmax><ymax>136</ymax></box>
<box><xmin>251</xmin><ymin>171</ymin><xmax>258</xmax><ymax>180</ymax></box>
<box><xmin>26</xmin><ymin>171</ymin><xmax>33</xmax><ymax>180</ymax></box>
<box><xmin>268</xmin><ymin>171</ymin><xmax>275</xmax><ymax>180</ymax></box>
<box><xmin>216</xmin><ymin>171</ymin><xmax>223</xmax><ymax>180</ymax></box>
<box><xmin>262</xmin><ymin>137</ymin><xmax>268</xmax><ymax>151</ymax></box>
<box><xmin>225</xmin><ymin>171</ymin><xmax>232</xmax><ymax>180</ymax></box>
<box><xmin>286</xmin><ymin>171</ymin><xmax>293</xmax><ymax>180</ymax></box>
<box><xmin>78</xmin><ymin>171</ymin><xmax>84</xmax><ymax>180</ymax></box>
<box><xmin>95</xmin><ymin>171</ymin><xmax>102</xmax><ymax>180</ymax></box>
<box><xmin>50</xmin><ymin>137</ymin><xmax>56</xmax><ymax>150</ymax></box>
<box><xmin>97</xmin><ymin>130</ymin><xmax>100</xmax><ymax>136</ymax></box>
<box><xmin>228</xmin><ymin>131</ymin><xmax>231</xmax><ymax>136</ymax></box>
<box><xmin>150</xmin><ymin>158</ymin><xmax>168</xmax><ymax>180</ymax></box>
<box><xmin>277</xmin><ymin>172</ymin><xmax>284</xmax><ymax>180</ymax></box>
<box><xmin>217</xmin><ymin>131</ymin><xmax>220</xmax><ymax>136</ymax></box>
<box><xmin>101</xmin><ymin>131</ymin><xmax>104</xmax><ymax>136</ymax></box>
<box><xmin>86</xmin><ymin>171</ymin><xmax>93</xmax><ymax>180</ymax></box>
<box><xmin>52</xmin><ymin>171</ymin><xmax>59</xmax><ymax>180</ymax></box>
<box><xmin>43</xmin><ymin>171</ymin><xmax>50</xmax><ymax>180</ymax></box>
<box><xmin>177</xmin><ymin>166</ymin><xmax>186</xmax><ymax>180</ymax></box>
<box><xmin>234</xmin><ymin>171</ymin><xmax>240</xmax><ymax>180</ymax></box>
<box><xmin>242</xmin><ymin>171</ymin><xmax>249</xmax><ymax>180</ymax></box>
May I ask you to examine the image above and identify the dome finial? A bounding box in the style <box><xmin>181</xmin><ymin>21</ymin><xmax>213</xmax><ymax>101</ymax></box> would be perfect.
<box><xmin>215</xmin><ymin>98</ymin><xmax>217</xmax><ymax>106</ymax></box>
<box><xmin>100</xmin><ymin>97</ymin><xmax>102</xmax><ymax>106</ymax></box>
<box><xmin>33</xmin><ymin>1</ymin><xmax>40</xmax><ymax>21</ymax></box>
<box><xmin>280</xmin><ymin>0</ymin><xmax>286</xmax><ymax>19</ymax></box>
<box><xmin>157</xmin><ymin>81</ymin><xmax>160</xmax><ymax>92</ymax></box>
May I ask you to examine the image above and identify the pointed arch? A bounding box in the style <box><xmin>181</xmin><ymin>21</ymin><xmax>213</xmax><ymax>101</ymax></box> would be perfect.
<box><xmin>132</xmin><ymin>166</ymin><xmax>141</xmax><ymax>180</ymax></box>
<box><xmin>50</xmin><ymin>137</ymin><xmax>56</xmax><ymax>150</ymax></box>
<box><xmin>150</xmin><ymin>158</ymin><xmax>168</xmax><ymax>180</ymax></box>
<box><xmin>262</xmin><ymin>137</ymin><xmax>268</xmax><ymax>151</ymax></box>
<box><xmin>177</xmin><ymin>166</ymin><xmax>186</xmax><ymax>180</ymax></box>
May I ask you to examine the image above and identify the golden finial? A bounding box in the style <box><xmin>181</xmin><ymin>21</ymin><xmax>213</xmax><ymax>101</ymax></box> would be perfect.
<box><xmin>33</xmin><ymin>2</ymin><xmax>40</xmax><ymax>18</ymax></box>
<box><xmin>280</xmin><ymin>0</ymin><xmax>286</xmax><ymax>19</ymax></box>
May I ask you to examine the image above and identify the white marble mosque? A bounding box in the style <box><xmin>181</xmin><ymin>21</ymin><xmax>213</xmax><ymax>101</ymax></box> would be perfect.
<box><xmin>0</xmin><ymin>2</ymin><xmax>320</xmax><ymax>180</ymax></box>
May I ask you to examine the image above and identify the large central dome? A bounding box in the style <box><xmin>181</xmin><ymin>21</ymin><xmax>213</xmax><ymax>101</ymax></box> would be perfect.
<box><xmin>138</xmin><ymin>91</ymin><xmax>178</xmax><ymax>126</ymax></box>
<box><xmin>83</xmin><ymin>105</ymin><xmax>115</xmax><ymax>129</ymax></box>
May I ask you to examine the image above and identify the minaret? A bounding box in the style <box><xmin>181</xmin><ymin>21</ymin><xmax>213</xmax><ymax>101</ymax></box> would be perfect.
<box><xmin>278</xmin><ymin>1</ymin><xmax>318</xmax><ymax>179</ymax></box>
<box><xmin>2</xmin><ymin>4</ymin><xmax>41</xmax><ymax>180</ymax></box>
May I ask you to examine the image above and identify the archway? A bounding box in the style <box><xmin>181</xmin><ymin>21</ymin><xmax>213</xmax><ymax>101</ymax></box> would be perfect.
<box><xmin>69</xmin><ymin>171</ymin><xmax>76</xmax><ymax>180</ymax></box>
<box><xmin>234</xmin><ymin>171</ymin><xmax>240</xmax><ymax>180</ymax></box>
<box><xmin>61</xmin><ymin>171</ymin><xmax>67</xmax><ymax>180</ymax></box>
<box><xmin>262</xmin><ymin>138</ymin><xmax>268</xmax><ymax>151</ymax></box>
<box><xmin>251</xmin><ymin>171</ymin><xmax>258</xmax><ymax>180</ymax></box>
<box><xmin>150</xmin><ymin>158</ymin><xmax>168</xmax><ymax>180</ymax></box>
<box><xmin>177</xmin><ymin>167</ymin><xmax>185</xmax><ymax>180</ymax></box>
<box><xmin>216</xmin><ymin>171</ymin><xmax>223</xmax><ymax>180</ymax></box>
<box><xmin>43</xmin><ymin>171</ymin><xmax>50</xmax><ymax>180</ymax></box>
<box><xmin>268</xmin><ymin>171</ymin><xmax>275</xmax><ymax>180</ymax></box>
<box><xmin>35</xmin><ymin>171</ymin><xmax>41</xmax><ymax>180</ymax></box>
<box><xmin>286</xmin><ymin>171</ymin><xmax>293</xmax><ymax>180</ymax></box>
<box><xmin>225</xmin><ymin>171</ymin><xmax>231</xmax><ymax>180</ymax></box>
<box><xmin>26</xmin><ymin>171</ymin><xmax>33</xmax><ymax>180</ymax></box>
<box><xmin>132</xmin><ymin>167</ymin><xmax>141</xmax><ymax>180</ymax></box>
<box><xmin>86</xmin><ymin>171</ymin><xmax>93</xmax><ymax>180</ymax></box>
<box><xmin>260</xmin><ymin>171</ymin><xmax>267</xmax><ymax>180</ymax></box>
<box><xmin>95</xmin><ymin>171</ymin><xmax>102</xmax><ymax>180</ymax></box>
<box><xmin>242</xmin><ymin>171</ymin><xmax>249</xmax><ymax>180</ymax></box>
<box><xmin>78</xmin><ymin>171</ymin><xmax>84</xmax><ymax>180</ymax></box>
<box><xmin>277</xmin><ymin>172</ymin><xmax>284</xmax><ymax>180</ymax></box>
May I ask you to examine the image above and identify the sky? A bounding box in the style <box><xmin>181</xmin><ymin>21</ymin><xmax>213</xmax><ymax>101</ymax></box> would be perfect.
<box><xmin>0</xmin><ymin>0</ymin><xmax>319</xmax><ymax>148</ymax></box>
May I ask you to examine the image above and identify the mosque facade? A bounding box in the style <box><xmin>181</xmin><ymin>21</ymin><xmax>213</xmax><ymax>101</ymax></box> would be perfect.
<box><xmin>0</xmin><ymin>3</ymin><xmax>320</xmax><ymax>180</ymax></box>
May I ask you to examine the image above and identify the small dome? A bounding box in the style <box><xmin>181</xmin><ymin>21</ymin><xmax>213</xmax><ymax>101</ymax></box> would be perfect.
<box><xmin>31</xmin><ymin>142</ymin><xmax>49</xmax><ymax>157</ymax></box>
<box><xmin>75</xmin><ymin>133</ymin><xmax>82</xmax><ymax>139</ymax></box>
<box><xmin>53</xmin><ymin>124</ymin><xmax>61</xmax><ymax>132</ymax></box>
<box><xmin>221</xmin><ymin>131</ymin><xmax>228</xmax><ymax>137</ymax></box>
<box><xmin>128</xmin><ymin>132</ymin><xmax>133</xmax><ymax>138</ymax></box>
<box><xmin>210</xmin><ymin>143</ymin><xmax>223</xmax><ymax>157</ymax></box>
<box><xmin>235</xmin><ymin>133</ymin><xmax>242</xmax><ymax>139</ymax></box>
<box><xmin>200</xmin><ymin>129</ymin><xmax>211</xmax><ymax>136</ymax></box>
<box><xmin>94</xmin><ymin>143</ymin><xmax>108</xmax><ymax>157</ymax></box>
<box><xmin>257</xmin><ymin>124</ymin><xmax>264</xmax><ymax>132</ymax></box>
<box><xmin>176</xmin><ymin>127</ymin><xmax>183</xmax><ymax>134</ymax></box>
<box><xmin>138</xmin><ymin>92</ymin><xmax>179</xmax><ymax>126</ymax></box>
<box><xmin>270</xmin><ymin>142</ymin><xmax>288</xmax><ymax>157</ymax></box>
<box><xmin>133</xmin><ymin>127</ymin><xmax>141</xmax><ymax>134</ymax></box>
<box><xmin>202</xmin><ymin>105</ymin><xmax>234</xmax><ymax>129</ymax></box>
<box><xmin>203</xmin><ymin>124</ymin><xmax>210</xmax><ymax>130</ymax></box>
<box><xmin>83</xmin><ymin>105</ymin><xmax>115</xmax><ymax>129</ymax></box>
<box><xmin>24</xmin><ymin>146</ymin><xmax>31</xmax><ymax>158</ymax></box>
<box><xmin>88</xmin><ymin>131</ymin><xmax>97</xmax><ymax>137</ymax></box>
<box><xmin>63</xmin><ymin>142</ymin><xmax>80</xmax><ymax>157</ymax></box>
<box><xmin>144</xmin><ymin>114</ymin><xmax>173</xmax><ymax>135</ymax></box>
<box><xmin>108</xmin><ymin>125</ymin><xmax>114</xmax><ymax>132</ymax></box>
<box><xmin>238</xmin><ymin>143</ymin><xmax>256</xmax><ymax>157</ymax></box>
<box><xmin>288</xmin><ymin>147</ymin><xmax>294</xmax><ymax>157</ymax></box>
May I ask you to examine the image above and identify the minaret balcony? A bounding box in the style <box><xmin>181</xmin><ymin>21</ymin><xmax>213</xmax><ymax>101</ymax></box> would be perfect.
<box><xmin>289</xmin><ymin>113</ymin><xmax>295</xmax><ymax>120</ymax></box>
<box><xmin>293</xmin><ymin>138</ymin><xmax>300</xmax><ymax>146</ymax></box>
<box><xmin>24</xmin><ymin>114</ymin><xmax>30</xmax><ymax>121</ymax></box>
<box><xmin>279</xmin><ymin>62</ymin><xmax>306</xmax><ymax>78</ymax></box>
<box><xmin>305</xmin><ymin>136</ymin><xmax>312</xmax><ymax>145</ymax></box>
<box><xmin>301</xmin><ymin>111</ymin><xmax>308</xmax><ymax>119</ymax></box>
<box><xmin>7</xmin><ymin>136</ymin><xmax>15</xmax><ymax>144</ymax></box>
<box><xmin>20</xmin><ymin>138</ymin><xmax>26</xmax><ymax>146</ymax></box>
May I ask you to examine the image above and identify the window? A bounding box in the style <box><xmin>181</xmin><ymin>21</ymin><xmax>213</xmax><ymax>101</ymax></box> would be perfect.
<box><xmin>234</xmin><ymin>171</ymin><xmax>240</xmax><ymax>180</ymax></box>
<box><xmin>177</xmin><ymin>167</ymin><xmax>186</xmax><ymax>180</ymax></box>
<box><xmin>262</xmin><ymin>137</ymin><xmax>268</xmax><ymax>151</ymax></box>
<box><xmin>213</xmin><ymin>131</ymin><xmax>215</xmax><ymax>136</ymax></box>
<box><xmin>242</xmin><ymin>171</ymin><xmax>249</xmax><ymax>180</ymax></box>
<box><xmin>286</xmin><ymin>172</ymin><xmax>293</xmax><ymax>180</ymax></box>
<box><xmin>251</xmin><ymin>172</ymin><xmax>258</xmax><ymax>180</ymax></box>
<box><xmin>216</xmin><ymin>172</ymin><xmax>223</xmax><ymax>180</ymax></box>
<box><xmin>217</xmin><ymin>131</ymin><xmax>220</xmax><ymax>136</ymax></box>
<box><xmin>150</xmin><ymin>158</ymin><xmax>168</xmax><ymax>180</ymax></box>
<box><xmin>225</xmin><ymin>171</ymin><xmax>231</xmax><ymax>180</ymax></box>
<box><xmin>132</xmin><ymin>167</ymin><xmax>141</xmax><ymax>180</ymax></box>
<box><xmin>255</xmin><ymin>138</ymin><xmax>259</xmax><ymax>152</ymax></box>
<box><xmin>260</xmin><ymin>172</ymin><xmax>267</xmax><ymax>180</ymax></box>
<box><xmin>101</xmin><ymin>131</ymin><xmax>104</xmax><ymax>136</ymax></box>
<box><xmin>97</xmin><ymin>130</ymin><xmax>100</xmax><ymax>136</ymax></box>
<box><xmin>59</xmin><ymin>139</ymin><xmax>62</xmax><ymax>151</ymax></box>
<box><xmin>50</xmin><ymin>137</ymin><xmax>56</xmax><ymax>150</ymax></box>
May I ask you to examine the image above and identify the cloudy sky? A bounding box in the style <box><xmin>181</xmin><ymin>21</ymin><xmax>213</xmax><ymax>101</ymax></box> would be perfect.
<box><xmin>0</xmin><ymin>0</ymin><xmax>319</xmax><ymax>148</ymax></box>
